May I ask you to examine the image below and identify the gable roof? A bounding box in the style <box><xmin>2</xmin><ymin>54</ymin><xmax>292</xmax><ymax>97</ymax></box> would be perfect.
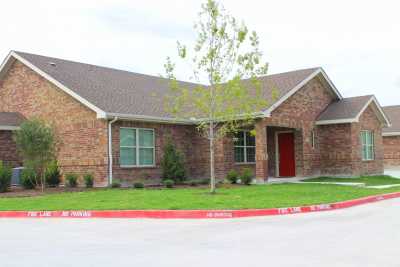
<box><xmin>316</xmin><ymin>95</ymin><xmax>390</xmax><ymax>126</ymax></box>
<box><xmin>383</xmin><ymin>105</ymin><xmax>400</xmax><ymax>136</ymax></box>
<box><xmin>0</xmin><ymin>112</ymin><xmax>25</xmax><ymax>130</ymax></box>
<box><xmin>0</xmin><ymin>51</ymin><xmax>342</xmax><ymax>123</ymax></box>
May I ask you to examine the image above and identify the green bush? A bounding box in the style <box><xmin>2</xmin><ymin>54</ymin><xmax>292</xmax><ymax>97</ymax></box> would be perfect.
<box><xmin>45</xmin><ymin>160</ymin><xmax>61</xmax><ymax>187</ymax></box>
<box><xmin>0</xmin><ymin>161</ymin><xmax>12</xmax><ymax>193</ymax></box>
<box><xmin>21</xmin><ymin>168</ymin><xmax>37</xmax><ymax>189</ymax></box>
<box><xmin>161</xmin><ymin>139</ymin><xmax>186</xmax><ymax>183</ymax></box>
<box><xmin>65</xmin><ymin>173</ymin><xmax>78</xmax><ymax>188</ymax></box>
<box><xmin>163</xmin><ymin>179</ymin><xmax>175</xmax><ymax>188</ymax></box>
<box><xmin>226</xmin><ymin>170</ymin><xmax>239</xmax><ymax>184</ymax></box>
<box><xmin>83</xmin><ymin>173</ymin><xmax>94</xmax><ymax>188</ymax></box>
<box><xmin>111</xmin><ymin>180</ymin><xmax>121</xmax><ymax>188</ymax></box>
<box><xmin>240</xmin><ymin>168</ymin><xmax>253</xmax><ymax>185</ymax></box>
<box><xmin>133</xmin><ymin>182</ymin><xmax>144</xmax><ymax>189</ymax></box>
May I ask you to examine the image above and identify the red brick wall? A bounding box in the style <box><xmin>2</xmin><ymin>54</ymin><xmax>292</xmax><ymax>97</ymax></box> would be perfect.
<box><xmin>319</xmin><ymin>124</ymin><xmax>353</xmax><ymax>176</ymax></box>
<box><xmin>111</xmin><ymin>120</ymin><xmax>209</xmax><ymax>183</ymax></box>
<box><xmin>0</xmin><ymin>130</ymin><xmax>21</xmax><ymax>167</ymax></box>
<box><xmin>383</xmin><ymin>136</ymin><xmax>400</xmax><ymax>167</ymax></box>
<box><xmin>351</xmin><ymin>105</ymin><xmax>384</xmax><ymax>175</ymax></box>
<box><xmin>0</xmin><ymin>61</ymin><xmax>109</xmax><ymax>186</ymax></box>
<box><xmin>319</xmin><ymin>105</ymin><xmax>384</xmax><ymax>176</ymax></box>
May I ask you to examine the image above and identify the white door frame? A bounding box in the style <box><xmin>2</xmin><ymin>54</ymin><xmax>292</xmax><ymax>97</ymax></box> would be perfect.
<box><xmin>275</xmin><ymin>130</ymin><xmax>295</xmax><ymax>177</ymax></box>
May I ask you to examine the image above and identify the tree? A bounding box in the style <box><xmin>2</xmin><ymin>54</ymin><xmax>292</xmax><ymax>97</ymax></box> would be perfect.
<box><xmin>14</xmin><ymin>119</ymin><xmax>55</xmax><ymax>192</ymax></box>
<box><xmin>164</xmin><ymin>0</ymin><xmax>269</xmax><ymax>193</ymax></box>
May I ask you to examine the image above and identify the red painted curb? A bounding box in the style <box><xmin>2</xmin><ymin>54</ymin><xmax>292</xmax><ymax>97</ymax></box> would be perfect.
<box><xmin>0</xmin><ymin>192</ymin><xmax>399</xmax><ymax>219</ymax></box>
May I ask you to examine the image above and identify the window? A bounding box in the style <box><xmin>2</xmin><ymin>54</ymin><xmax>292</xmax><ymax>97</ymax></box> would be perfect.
<box><xmin>234</xmin><ymin>131</ymin><xmax>255</xmax><ymax>163</ymax></box>
<box><xmin>120</xmin><ymin>128</ymin><xmax>155</xmax><ymax>166</ymax></box>
<box><xmin>361</xmin><ymin>131</ymin><xmax>374</xmax><ymax>161</ymax></box>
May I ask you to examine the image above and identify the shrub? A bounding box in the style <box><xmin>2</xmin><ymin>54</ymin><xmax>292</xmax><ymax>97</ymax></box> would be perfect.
<box><xmin>21</xmin><ymin>168</ymin><xmax>37</xmax><ymax>189</ymax></box>
<box><xmin>111</xmin><ymin>180</ymin><xmax>121</xmax><ymax>188</ymax></box>
<box><xmin>45</xmin><ymin>160</ymin><xmax>61</xmax><ymax>187</ymax></box>
<box><xmin>83</xmin><ymin>173</ymin><xmax>94</xmax><ymax>188</ymax></box>
<box><xmin>0</xmin><ymin>161</ymin><xmax>12</xmax><ymax>193</ymax></box>
<box><xmin>65</xmin><ymin>173</ymin><xmax>78</xmax><ymax>188</ymax></box>
<box><xmin>161</xmin><ymin>139</ymin><xmax>186</xmax><ymax>183</ymax></box>
<box><xmin>133</xmin><ymin>182</ymin><xmax>144</xmax><ymax>189</ymax></box>
<box><xmin>164</xmin><ymin>179</ymin><xmax>175</xmax><ymax>188</ymax></box>
<box><xmin>226</xmin><ymin>170</ymin><xmax>239</xmax><ymax>184</ymax></box>
<box><xmin>240</xmin><ymin>168</ymin><xmax>253</xmax><ymax>185</ymax></box>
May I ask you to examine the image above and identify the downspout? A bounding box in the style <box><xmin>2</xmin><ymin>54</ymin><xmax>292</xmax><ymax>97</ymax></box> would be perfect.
<box><xmin>108</xmin><ymin>117</ymin><xmax>118</xmax><ymax>186</ymax></box>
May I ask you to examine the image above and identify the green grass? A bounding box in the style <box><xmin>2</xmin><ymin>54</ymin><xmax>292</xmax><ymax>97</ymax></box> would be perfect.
<box><xmin>302</xmin><ymin>175</ymin><xmax>400</xmax><ymax>186</ymax></box>
<box><xmin>0</xmin><ymin>183</ymin><xmax>399</xmax><ymax>211</ymax></box>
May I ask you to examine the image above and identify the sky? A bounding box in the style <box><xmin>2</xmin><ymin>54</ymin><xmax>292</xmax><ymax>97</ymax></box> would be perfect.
<box><xmin>1</xmin><ymin>0</ymin><xmax>399</xmax><ymax>106</ymax></box>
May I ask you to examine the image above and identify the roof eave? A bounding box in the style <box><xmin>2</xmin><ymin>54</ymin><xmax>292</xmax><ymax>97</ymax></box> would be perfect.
<box><xmin>315</xmin><ymin>118</ymin><xmax>357</xmax><ymax>125</ymax></box>
<box><xmin>0</xmin><ymin>126</ymin><xmax>20</xmax><ymax>130</ymax></box>
<box><xmin>382</xmin><ymin>132</ymin><xmax>400</xmax><ymax>137</ymax></box>
<box><xmin>0</xmin><ymin>51</ymin><xmax>108</xmax><ymax>118</ymax></box>
<box><xmin>262</xmin><ymin>68</ymin><xmax>343</xmax><ymax>116</ymax></box>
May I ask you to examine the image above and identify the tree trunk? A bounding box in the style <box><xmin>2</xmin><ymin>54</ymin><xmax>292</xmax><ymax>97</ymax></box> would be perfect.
<box><xmin>41</xmin><ymin>169</ymin><xmax>45</xmax><ymax>193</ymax></box>
<box><xmin>209</xmin><ymin>121</ymin><xmax>216</xmax><ymax>194</ymax></box>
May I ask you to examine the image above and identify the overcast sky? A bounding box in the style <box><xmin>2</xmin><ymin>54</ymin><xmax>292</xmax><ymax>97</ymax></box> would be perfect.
<box><xmin>1</xmin><ymin>0</ymin><xmax>399</xmax><ymax>106</ymax></box>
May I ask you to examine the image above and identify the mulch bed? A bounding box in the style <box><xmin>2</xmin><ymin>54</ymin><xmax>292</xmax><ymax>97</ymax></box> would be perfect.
<box><xmin>0</xmin><ymin>183</ymin><xmax>243</xmax><ymax>198</ymax></box>
<box><xmin>0</xmin><ymin>187</ymin><xmax>93</xmax><ymax>198</ymax></box>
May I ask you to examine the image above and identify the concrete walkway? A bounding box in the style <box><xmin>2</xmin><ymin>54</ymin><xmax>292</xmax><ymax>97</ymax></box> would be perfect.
<box><xmin>0</xmin><ymin>198</ymin><xmax>399</xmax><ymax>267</ymax></box>
<box><xmin>385</xmin><ymin>168</ymin><xmax>400</xmax><ymax>178</ymax></box>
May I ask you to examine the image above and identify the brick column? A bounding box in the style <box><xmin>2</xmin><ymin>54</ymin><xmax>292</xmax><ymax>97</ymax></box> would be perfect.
<box><xmin>255</xmin><ymin>121</ymin><xmax>268</xmax><ymax>182</ymax></box>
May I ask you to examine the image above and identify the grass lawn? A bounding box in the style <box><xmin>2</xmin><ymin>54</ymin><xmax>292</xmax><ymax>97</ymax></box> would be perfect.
<box><xmin>0</xmin><ymin>183</ymin><xmax>399</xmax><ymax>211</ymax></box>
<box><xmin>302</xmin><ymin>175</ymin><xmax>400</xmax><ymax>186</ymax></box>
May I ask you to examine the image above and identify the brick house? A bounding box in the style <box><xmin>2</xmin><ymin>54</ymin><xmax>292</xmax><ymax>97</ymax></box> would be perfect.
<box><xmin>382</xmin><ymin>106</ymin><xmax>400</xmax><ymax>167</ymax></box>
<box><xmin>0</xmin><ymin>51</ymin><xmax>391</xmax><ymax>186</ymax></box>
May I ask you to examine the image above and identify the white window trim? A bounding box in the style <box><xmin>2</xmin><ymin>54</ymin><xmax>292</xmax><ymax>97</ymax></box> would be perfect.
<box><xmin>120</xmin><ymin>127</ymin><xmax>156</xmax><ymax>167</ymax></box>
<box><xmin>234</xmin><ymin>130</ymin><xmax>256</xmax><ymax>164</ymax></box>
<box><xmin>311</xmin><ymin>130</ymin><xmax>316</xmax><ymax>149</ymax></box>
<box><xmin>361</xmin><ymin>130</ymin><xmax>375</xmax><ymax>161</ymax></box>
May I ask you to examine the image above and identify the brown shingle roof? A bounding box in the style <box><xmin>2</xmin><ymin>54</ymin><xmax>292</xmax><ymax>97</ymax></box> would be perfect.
<box><xmin>316</xmin><ymin>95</ymin><xmax>374</xmax><ymax>122</ymax></box>
<box><xmin>0</xmin><ymin>112</ymin><xmax>25</xmax><ymax>128</ymax></box>
<box><xmin>383</xmin><ymin>105</ymin><xmax>400</xmax><ymax>134</ymax></box>
<box><xmin>12</xmin><ymin>51</ymin><xmax>321</xmax><ymax>119</ymax></box>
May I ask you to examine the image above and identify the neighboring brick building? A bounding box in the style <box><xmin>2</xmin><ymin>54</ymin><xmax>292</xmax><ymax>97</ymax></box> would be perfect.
<box><xmin>0</xmin><ymin>51</ymin><xmax>392</xmax><ymax>186</ymax></box>
<box><xmin>382</xmin><ymin>106</ymin><xmax>400</xmax><ymax>167</ymax></box>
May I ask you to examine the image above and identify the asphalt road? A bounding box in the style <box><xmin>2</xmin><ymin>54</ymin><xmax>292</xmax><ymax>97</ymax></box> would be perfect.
<box><xmin>0</xmin><ymin>198</ymin><xmax>399</xmax><ymax>267</ymax></box>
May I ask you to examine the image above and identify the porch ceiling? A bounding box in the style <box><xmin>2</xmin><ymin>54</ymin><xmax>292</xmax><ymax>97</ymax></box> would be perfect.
<box><xmin>0</xmin><ymin>112</ymin><xmax>25</xmax><ymax>130</ymax></box>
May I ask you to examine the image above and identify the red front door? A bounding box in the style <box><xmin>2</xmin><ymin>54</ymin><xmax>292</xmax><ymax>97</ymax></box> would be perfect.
<box><xmin>278</xmin><ymin>132</ymin><xmax>296</xmax><ymax>177</ymax></box>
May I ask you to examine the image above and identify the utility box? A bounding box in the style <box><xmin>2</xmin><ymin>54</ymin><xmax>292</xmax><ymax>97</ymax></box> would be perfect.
<box><xmin>11</xmin><ymin>167</ymin><xmax>24</xmax><ymax>186</ymax></box>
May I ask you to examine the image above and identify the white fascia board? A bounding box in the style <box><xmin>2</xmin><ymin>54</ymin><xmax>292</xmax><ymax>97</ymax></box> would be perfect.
<box><xmin>315</xmin><ymin>118</ymin><xmax>357</xmax><ymax>125</ymax></box>
<box><xmin>382</xmin><ymin>132</ymin><xmax>400</xmax><ymax>137</ymax></box>
<box><xmin>263</xmin><ymin>68</ymin><xmax>342</xmax><ymax>116</ymax></box>
<box><xmin>0</xmin><ymin>51</ymin><xmax>16</xmax><ymax>81</ymax></box>
<box><xmin>355</xmin><ymin>96</ymin><xmax>391</xmax><ymax>127</ymax></box>
<box><xmin>319</xmin><ymin>68</ymin><xmax>343</xmax><ymax>99</ymax></box>
<box><xmin>0</xmin><ymin>126</ymin><xmax>20</xmax><ymax>130</ymax></box>
<box><xmin>104</xmin><ymin>112</ymin><xmax>196</xmax><ymax>124</ymax></box>
<box><xmin>5</xmin><ymin>52</ymin><xmax>107</xmax><ymax>118</ymax></box>
<box><xmin>104</xmin><ymin>111</ymin><xmax>268</xmax><ymax>124</ymax></box>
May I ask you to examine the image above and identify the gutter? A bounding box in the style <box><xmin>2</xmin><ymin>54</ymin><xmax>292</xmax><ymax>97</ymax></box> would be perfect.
<box><xmin>108</xmin><ymin>117</ymin><xmax>118</xmax><ymax>186</ymax></box>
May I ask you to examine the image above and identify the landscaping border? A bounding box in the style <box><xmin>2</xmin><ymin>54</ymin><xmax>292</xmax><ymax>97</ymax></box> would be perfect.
<box><xmin>0</xmin><ymin>192</ymin><xmax>399</xmax><ymax>219</ymax></box>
